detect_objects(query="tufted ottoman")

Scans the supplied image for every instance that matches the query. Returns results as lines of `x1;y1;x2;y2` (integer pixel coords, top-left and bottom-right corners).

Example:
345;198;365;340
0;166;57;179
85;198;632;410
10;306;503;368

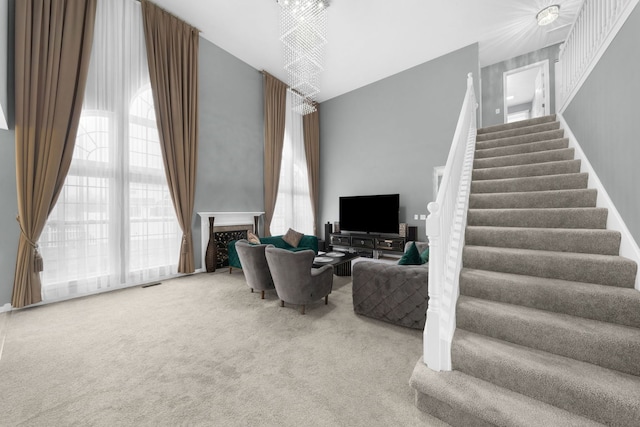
352;245;429;329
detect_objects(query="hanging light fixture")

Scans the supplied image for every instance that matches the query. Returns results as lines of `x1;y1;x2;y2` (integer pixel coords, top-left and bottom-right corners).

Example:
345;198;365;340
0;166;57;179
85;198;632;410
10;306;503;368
277;0;328;115
536;5;560;26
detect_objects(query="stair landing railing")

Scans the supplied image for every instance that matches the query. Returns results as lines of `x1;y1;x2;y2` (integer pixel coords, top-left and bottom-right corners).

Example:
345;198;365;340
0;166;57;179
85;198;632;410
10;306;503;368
558;0;639;112
424;73;477;372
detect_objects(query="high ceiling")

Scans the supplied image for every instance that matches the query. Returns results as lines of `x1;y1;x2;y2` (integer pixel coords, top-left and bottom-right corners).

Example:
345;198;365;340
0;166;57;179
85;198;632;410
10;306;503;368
150;0;584;102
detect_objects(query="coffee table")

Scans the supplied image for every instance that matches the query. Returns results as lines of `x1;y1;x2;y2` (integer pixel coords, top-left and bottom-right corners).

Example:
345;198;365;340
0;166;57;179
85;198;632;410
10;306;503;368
313;251;360;276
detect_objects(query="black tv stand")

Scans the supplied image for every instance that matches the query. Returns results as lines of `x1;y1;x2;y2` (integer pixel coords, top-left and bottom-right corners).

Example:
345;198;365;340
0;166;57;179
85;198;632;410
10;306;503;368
329;233;406;258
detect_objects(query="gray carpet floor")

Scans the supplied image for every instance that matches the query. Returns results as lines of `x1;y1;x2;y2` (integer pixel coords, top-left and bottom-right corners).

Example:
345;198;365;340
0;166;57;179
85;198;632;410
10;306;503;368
0;271;446;426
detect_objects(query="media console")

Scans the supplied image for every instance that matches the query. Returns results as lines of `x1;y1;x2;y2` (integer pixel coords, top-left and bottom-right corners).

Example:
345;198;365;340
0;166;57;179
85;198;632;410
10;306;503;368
329;233;406;259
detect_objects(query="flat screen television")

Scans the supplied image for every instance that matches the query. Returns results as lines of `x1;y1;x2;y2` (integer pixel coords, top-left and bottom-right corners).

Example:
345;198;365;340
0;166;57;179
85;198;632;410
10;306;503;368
339;194;400;234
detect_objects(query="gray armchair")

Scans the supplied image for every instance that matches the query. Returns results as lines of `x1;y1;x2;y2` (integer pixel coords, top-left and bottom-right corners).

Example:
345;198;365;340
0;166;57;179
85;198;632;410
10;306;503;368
235;240;275;299
265;246;334;314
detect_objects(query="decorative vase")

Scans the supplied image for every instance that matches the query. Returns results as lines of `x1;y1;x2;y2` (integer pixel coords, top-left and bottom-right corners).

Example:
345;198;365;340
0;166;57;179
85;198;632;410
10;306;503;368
205;216;217;272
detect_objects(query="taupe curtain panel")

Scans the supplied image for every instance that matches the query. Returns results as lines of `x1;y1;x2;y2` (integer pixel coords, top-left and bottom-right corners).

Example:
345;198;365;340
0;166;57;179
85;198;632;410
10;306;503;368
13;0;96;308
141;0;199;273
263;72;287;237
303;108;320;236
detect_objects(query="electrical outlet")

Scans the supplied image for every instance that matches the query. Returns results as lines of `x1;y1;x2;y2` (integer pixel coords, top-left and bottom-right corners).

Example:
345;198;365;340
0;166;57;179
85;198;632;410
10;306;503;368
413;214;419;220
495;108;500;114
419;214;427;220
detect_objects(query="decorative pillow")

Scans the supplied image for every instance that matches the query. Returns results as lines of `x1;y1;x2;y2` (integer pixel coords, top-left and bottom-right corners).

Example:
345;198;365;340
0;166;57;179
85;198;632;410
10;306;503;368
282;228;304;248
420;247;430;264
398;242;422;265
247;231;261;245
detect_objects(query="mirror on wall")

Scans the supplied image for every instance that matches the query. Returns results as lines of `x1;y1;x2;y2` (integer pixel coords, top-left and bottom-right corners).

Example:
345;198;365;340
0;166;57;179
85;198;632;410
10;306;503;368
503;59;550;124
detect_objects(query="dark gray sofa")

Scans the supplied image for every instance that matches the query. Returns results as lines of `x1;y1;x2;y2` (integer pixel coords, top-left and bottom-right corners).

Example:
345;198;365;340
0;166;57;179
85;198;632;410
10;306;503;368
352;242;429;329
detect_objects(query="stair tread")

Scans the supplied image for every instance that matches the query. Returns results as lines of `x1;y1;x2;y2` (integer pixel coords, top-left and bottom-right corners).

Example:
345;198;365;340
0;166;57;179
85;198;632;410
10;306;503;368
463;245;637;287
467;207;608;229
472;159;582;180
475;138;569;159
476;129;566;150
410;357;603;427
476;122;561;142
465;225;619;254
465;244;633;263
452;329;640;425
457;295;640;376
471;173;588;193
473;148;575;169
477;115;556;135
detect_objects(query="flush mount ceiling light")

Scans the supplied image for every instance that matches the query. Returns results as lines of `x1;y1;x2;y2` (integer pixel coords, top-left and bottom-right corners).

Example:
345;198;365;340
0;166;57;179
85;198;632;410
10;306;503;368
277;0;329;115
536;5;560;26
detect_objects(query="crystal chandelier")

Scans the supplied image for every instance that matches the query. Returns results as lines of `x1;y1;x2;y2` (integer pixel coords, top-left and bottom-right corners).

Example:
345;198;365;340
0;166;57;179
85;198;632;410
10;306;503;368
536;5;560;26
277;0;328;115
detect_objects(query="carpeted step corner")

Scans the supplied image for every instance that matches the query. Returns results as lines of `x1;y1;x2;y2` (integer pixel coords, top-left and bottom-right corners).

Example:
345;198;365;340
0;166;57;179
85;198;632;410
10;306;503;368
409;356;603;427
460;268;640;328
451;329;640;426
470;173;588;194
464;226;618;254
462;245;637;287
456;295;640;376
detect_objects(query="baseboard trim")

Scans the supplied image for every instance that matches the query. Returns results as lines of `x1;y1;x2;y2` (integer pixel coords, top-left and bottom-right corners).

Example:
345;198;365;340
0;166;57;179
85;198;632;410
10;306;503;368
559;113;640;290
0;303;12;313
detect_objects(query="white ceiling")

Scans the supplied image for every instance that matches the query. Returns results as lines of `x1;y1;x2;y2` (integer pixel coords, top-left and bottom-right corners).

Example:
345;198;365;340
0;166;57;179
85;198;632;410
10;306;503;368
150;0;584;102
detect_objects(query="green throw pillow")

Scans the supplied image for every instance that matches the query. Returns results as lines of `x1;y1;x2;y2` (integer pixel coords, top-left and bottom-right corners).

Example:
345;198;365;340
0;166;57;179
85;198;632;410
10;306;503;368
398;242;422;265
420;247;429;264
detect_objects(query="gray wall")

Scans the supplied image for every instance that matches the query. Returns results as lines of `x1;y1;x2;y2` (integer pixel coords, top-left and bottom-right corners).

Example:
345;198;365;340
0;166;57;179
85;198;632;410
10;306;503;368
563;3;640;244
0;35;263;306
192;40;264;268
481;44;560;128
319;44;480;240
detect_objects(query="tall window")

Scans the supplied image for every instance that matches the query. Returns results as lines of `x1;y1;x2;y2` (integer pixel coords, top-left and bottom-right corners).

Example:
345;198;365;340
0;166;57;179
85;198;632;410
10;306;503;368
271;90;314;236
39;0;180;300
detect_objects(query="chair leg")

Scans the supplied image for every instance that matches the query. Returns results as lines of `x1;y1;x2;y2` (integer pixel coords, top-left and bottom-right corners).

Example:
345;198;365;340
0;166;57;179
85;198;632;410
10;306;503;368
325;295;328;305
280;300;284;307
229;267;232;274
261;290;265;299
301;305;306;315
250;288;254;293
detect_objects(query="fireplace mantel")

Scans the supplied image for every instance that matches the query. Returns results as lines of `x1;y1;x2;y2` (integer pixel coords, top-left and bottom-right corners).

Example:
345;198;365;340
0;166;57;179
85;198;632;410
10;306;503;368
197;211;264;271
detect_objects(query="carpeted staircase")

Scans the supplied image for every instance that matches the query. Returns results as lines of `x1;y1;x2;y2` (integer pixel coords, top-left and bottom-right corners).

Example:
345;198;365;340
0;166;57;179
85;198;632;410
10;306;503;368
411;115;640;426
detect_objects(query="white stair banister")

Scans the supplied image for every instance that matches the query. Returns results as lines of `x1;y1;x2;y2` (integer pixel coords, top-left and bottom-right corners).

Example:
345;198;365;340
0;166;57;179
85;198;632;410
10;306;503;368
424;73;477;372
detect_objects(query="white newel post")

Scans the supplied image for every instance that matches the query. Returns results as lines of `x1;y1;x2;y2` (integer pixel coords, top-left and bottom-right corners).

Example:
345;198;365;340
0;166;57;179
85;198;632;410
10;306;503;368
197;212;264;271
424;201;444;370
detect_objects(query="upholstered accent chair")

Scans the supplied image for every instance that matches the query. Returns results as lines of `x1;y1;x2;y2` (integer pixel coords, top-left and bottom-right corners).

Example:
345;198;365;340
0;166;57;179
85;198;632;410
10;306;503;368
265;246;334;314
235;240;275;299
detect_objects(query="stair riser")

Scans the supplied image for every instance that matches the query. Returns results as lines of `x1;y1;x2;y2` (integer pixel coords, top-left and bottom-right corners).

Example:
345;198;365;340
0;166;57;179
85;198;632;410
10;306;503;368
464;226;618;254
452;331;640;426
415;392;493;427
463;247;637;287
457;297;640;376
475;138;569;159
471;173;588;194
477;122;561;142
460;269;640;328
467;208;608;229
472;160;582;181
476;129;565;150
477;115;557;135
474;148;575;169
